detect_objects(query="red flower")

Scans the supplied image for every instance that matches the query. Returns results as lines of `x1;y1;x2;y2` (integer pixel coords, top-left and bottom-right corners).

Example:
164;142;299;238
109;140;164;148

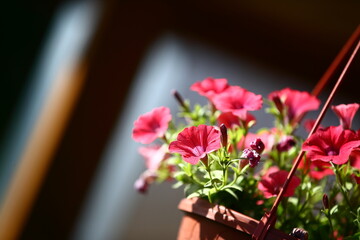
331;103;359;130
352;174;360;184
213;86;262;120
190;77;229;102
138;145;169;171
299;159;334;180
132;107;172;144
303;119;324;132
350;149;360;170
258;166;301;198
217;112;256;129
268;88;320;125
302;126;360;165
276;135;296;152
169;125;221;164
241;148;261;168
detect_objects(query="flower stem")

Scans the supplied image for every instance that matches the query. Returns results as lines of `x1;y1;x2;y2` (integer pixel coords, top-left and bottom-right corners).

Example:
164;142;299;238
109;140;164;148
331;162;352;209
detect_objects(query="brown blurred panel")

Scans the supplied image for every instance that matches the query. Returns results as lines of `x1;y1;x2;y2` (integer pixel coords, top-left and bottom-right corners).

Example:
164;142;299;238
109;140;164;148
0;60;88;240
20;1;169;239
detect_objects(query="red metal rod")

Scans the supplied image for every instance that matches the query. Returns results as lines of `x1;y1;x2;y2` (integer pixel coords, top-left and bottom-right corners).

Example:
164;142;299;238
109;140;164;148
253;37;360;240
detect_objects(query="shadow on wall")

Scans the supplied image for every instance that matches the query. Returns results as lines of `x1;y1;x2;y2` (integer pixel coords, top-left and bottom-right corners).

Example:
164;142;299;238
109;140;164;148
72;32;358;240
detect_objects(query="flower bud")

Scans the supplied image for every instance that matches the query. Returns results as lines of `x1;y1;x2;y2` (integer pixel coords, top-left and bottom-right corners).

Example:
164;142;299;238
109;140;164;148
241;148;261;168
134;171;157;194
201;155;209;166
134;177;149;194
322;193;329;209
172;89;188;110
272;94;284;113
220;124;228;148
290;228;308;240
250;138;265;154
276;136;296;152
239;158;249;170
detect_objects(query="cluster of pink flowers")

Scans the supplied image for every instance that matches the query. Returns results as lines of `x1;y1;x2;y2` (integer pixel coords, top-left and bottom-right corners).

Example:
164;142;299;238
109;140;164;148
131;77;360;238
132;77;359;196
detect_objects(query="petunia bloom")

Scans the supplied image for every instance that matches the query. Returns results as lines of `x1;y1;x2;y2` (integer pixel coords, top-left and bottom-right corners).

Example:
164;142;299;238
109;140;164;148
239;130;276;154
217;111;256;130
302;126;360;165
299;159;334;180
132;107;172;144
258;166;301;198
303;119;324;133
276;135;296;152
138;145;169;171
169;125;221;165
331;103;359;130
190;77;229;102
213;86;263;120
268;88;320;125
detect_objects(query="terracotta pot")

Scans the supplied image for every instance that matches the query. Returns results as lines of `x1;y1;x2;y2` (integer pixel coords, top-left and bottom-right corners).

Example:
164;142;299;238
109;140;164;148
177;197;303;240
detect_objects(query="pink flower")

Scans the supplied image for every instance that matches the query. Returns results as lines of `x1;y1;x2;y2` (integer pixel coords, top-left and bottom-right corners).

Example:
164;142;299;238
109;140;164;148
302;126;360;165
268;88;320;125
213;86;263;120
190;77;229;102
258;166;301;198
138;145;169;171
217;112;256;129
134;171;157;194
132;107;172;144
169;125;221;164
240;130;276;153
331;103;359;130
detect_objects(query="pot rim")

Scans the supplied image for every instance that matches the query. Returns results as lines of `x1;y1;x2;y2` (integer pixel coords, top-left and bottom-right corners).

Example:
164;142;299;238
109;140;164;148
178;197;299;240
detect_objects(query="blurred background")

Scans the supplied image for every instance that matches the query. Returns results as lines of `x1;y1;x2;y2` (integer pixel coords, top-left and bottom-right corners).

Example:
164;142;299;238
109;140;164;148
0;0;359;239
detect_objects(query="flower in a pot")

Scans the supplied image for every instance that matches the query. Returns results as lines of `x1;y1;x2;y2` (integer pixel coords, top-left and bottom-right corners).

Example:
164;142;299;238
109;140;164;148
132;77;360;240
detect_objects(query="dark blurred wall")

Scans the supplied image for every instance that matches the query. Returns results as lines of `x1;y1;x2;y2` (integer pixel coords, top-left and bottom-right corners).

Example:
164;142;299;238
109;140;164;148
0;1;62;145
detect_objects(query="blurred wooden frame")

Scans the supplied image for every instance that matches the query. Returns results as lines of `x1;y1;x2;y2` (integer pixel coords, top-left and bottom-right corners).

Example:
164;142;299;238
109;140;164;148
0;61;88;240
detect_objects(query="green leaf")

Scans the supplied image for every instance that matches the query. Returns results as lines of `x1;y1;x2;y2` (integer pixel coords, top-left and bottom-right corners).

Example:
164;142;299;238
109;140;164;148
184;184;201;197
186;187;210;199
172;181;183;189
330;205;339;215
343;232;360;240
345;182;353;191
230;166;240;175
204;170;223;181
183;163;192;176
224;188;239;200
287;197;298;206
204;181;213;188
222;184;243;192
